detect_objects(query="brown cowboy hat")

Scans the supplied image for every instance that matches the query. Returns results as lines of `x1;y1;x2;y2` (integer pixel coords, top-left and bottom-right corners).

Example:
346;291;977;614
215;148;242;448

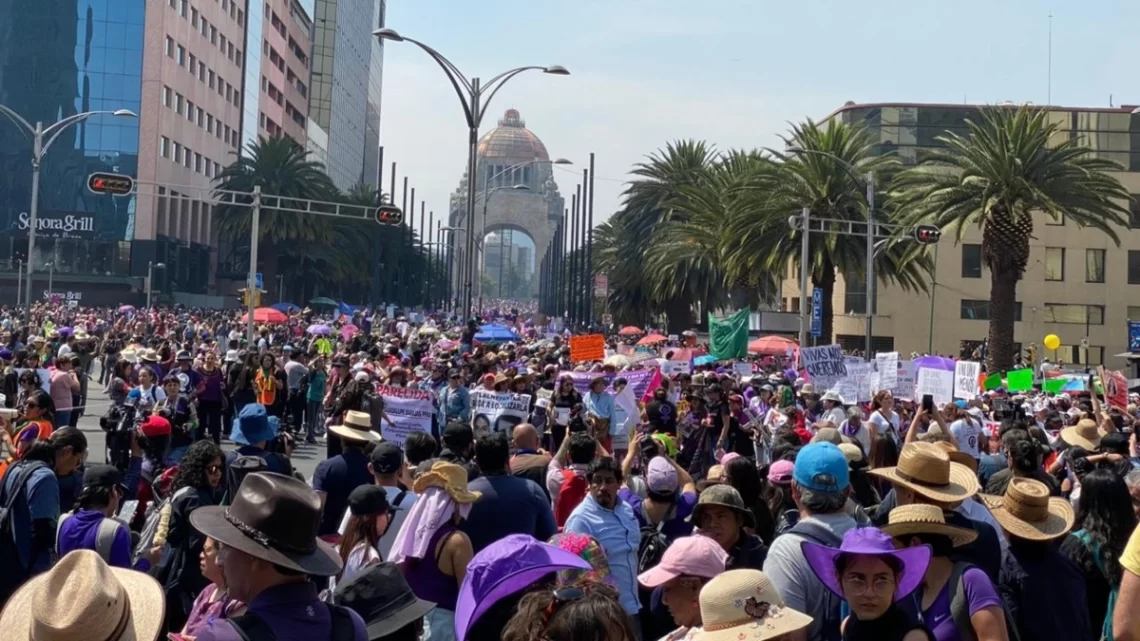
492;373;511;388
190;472;343;576
980;477;1074;542
868;442;979;504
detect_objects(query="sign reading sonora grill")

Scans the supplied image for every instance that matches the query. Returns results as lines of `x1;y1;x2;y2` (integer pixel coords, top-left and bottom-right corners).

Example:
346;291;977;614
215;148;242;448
13;211;96;239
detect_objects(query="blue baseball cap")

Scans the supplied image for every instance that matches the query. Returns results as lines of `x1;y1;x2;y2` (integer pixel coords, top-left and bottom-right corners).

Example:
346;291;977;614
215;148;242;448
793;442;850;492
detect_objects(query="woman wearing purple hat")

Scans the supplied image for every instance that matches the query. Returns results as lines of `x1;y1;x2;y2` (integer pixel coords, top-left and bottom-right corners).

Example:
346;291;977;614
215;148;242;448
803;527;934;641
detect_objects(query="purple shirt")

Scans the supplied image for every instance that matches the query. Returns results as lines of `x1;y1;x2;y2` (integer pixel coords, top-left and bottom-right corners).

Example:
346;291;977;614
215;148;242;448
182;583;244;636
923;567;1003;641
618;489;698;543
56;509;148;571
196;581;367;641
198;366;224;402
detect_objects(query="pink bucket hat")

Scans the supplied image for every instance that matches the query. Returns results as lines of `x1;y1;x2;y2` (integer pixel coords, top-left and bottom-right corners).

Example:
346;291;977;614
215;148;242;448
638;535;728;588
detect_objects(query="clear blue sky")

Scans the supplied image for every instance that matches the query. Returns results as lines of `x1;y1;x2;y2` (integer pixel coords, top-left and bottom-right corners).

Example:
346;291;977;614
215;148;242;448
379;0;1140;242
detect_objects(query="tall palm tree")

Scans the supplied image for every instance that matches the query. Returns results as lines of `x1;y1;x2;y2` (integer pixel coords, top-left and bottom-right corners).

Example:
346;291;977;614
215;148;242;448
892;106;1131;371
723;119;932;344
214;135;339;292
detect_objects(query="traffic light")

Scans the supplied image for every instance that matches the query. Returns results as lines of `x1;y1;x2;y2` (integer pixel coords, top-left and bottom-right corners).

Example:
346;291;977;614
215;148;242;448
239;288;249;306
87;172;134;195
913;224;942;245
375;204;404;226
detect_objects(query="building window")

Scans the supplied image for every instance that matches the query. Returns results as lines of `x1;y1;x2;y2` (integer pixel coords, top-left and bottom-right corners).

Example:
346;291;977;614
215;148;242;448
196;109;204;127
235;50;242;68
1128;306;1140;320
176;45;185;67
173;142;182;164
160;136;170;158
259;112;266;128
237;8;244;26
222;0;228;10
194;153;203;173
261;75;267;91
184;147;192;169
1046;213;1064;226
960;299;1022;322
1042;303;1104;325
227;42;234;61
1044;247;1064;281
843;272;877;316
198;65;206;82
179;0;187;17
186;100;194;120
200;17;208;37
189;55;196;75
220;35;227;54
1086;249;1105;283
1130;251;1140;284
1131;198;1140;229
191;7;198;26
162;86;172;107
165;36;174;57
210;26;217;45
208;70;215;89
175;93;183;113
961;243;982;278
1056;345;1104;366
206;114;214;133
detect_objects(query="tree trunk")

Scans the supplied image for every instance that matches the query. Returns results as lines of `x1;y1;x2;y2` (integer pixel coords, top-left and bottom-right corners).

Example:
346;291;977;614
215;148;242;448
986;266;1019;373
665;296;694;334
812;261;837;346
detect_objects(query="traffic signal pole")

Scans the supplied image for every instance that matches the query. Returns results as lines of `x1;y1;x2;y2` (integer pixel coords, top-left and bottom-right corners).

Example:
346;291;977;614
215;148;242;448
247;186;261;344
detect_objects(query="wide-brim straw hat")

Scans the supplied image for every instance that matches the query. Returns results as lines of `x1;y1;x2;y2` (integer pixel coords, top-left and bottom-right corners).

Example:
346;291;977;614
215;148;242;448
413;461;482;504
980;477;1074;542
868;442;979;504
881;503;979;548
329;409;382;442
1060;418;1104;451
934;441;979;473
0;549;164;641
692;569;813;641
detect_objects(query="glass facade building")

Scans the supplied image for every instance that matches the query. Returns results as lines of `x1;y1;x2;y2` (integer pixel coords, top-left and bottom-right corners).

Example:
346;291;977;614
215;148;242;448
240;0;265;153
0;0;143;289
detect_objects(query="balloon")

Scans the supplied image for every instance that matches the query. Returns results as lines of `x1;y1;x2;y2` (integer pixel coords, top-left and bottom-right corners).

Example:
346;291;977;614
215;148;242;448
1043;334;1061;350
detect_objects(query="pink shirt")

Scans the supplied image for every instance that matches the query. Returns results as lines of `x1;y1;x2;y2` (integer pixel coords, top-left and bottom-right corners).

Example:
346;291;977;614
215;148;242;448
49;369;78;412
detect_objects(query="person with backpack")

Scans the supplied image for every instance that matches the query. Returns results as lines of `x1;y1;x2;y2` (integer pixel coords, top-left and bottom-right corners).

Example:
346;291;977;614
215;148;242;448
224;404;292;499
56;463;161;570
763;441;859;641
882;504;1010;641
637;535;729;641
620;435;698;544
461;431;557;553
189;471;369;641
987;477;1091;641
548;432;601;529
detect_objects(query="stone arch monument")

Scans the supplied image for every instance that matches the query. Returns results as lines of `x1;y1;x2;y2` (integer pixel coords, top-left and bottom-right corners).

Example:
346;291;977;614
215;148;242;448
448;109;564;305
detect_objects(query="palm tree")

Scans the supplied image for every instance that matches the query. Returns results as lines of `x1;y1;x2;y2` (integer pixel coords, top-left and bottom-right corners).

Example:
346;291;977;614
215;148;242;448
892;106;1131;371
214;135;339;293
723;119;932;344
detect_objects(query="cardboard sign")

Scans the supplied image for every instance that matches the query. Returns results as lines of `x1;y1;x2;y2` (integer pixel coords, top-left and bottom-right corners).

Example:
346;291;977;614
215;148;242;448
375;385;435;447
470;390;532;438
875;352;899;390
1006;368;1034;392
892;360;916;400
983;373;1002;391
801;345;847;392
916;368;954;408
830;362;874;403
569;334;605;362
734;362;753;377
953;361;981;399
1100;366;1129;410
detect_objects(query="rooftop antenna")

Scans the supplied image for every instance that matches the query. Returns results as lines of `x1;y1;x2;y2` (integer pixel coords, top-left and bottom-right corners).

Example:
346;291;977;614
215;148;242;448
1047;11;1053;106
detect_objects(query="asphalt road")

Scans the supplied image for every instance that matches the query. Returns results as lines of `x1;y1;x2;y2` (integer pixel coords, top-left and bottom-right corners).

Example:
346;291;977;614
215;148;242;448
77;371;326;481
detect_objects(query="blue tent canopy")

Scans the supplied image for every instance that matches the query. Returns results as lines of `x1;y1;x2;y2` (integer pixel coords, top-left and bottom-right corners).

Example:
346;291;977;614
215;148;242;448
475;323;521;342
270;302;300;313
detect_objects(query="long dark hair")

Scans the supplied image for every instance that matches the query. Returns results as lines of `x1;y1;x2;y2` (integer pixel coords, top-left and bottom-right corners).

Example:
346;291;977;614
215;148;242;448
337;513;382;581
171;440;223;493
724;458;775;545
502;580;637;641
1074;468;1137;585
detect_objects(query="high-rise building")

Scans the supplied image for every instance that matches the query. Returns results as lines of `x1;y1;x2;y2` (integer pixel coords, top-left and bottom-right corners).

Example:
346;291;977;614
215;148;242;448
248;0;312;145
308;0;385;190
781;101;1140;367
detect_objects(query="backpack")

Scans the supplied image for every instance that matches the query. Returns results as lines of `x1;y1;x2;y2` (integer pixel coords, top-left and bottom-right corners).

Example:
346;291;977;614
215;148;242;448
910;561;1022;641
224;454;270;505
786;520;844;641
57;512;123;563
554;469;589;529
636;501;676;574
0;461;49;602
136;485;191;561
1073;530;1115;641
228;603;357;641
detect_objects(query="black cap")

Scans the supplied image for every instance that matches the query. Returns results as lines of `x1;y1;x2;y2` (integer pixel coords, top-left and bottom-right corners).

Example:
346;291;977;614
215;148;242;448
369;441;405;475
347;485;392;517
82;464;123;489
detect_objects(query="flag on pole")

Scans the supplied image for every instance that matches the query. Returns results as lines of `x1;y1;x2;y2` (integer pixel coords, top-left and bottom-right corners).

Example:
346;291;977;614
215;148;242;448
708;309;750;360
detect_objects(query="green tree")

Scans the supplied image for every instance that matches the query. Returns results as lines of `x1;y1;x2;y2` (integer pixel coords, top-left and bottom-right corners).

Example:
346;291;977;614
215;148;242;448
214;135;338;294
722;119;932;344
891;106;1130;371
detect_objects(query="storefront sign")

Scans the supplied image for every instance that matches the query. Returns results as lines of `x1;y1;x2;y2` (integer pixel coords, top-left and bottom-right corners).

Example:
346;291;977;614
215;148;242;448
15;210;96;239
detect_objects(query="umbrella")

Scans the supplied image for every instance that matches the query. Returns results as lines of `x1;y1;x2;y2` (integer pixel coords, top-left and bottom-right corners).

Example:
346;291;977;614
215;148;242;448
618;326;644;337
637;333;668;346
270;302;300;313
341;324;360;341
118;305;135;313
913;355;956;372
1060;378;1088;393
309;297;338;307
475;324;521;342
436;338;457;351
604;354;632;368
694;354;718;366
240;307;288;324
417;326;441;337
307;324;331;336
748;335;799;356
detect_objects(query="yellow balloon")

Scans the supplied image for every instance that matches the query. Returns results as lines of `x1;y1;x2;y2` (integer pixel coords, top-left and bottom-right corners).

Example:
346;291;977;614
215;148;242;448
1043;334;1061;350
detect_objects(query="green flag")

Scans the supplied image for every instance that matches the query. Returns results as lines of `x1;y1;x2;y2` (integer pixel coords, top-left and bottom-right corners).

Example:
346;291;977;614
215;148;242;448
982;373;1002;391
709;309;750;360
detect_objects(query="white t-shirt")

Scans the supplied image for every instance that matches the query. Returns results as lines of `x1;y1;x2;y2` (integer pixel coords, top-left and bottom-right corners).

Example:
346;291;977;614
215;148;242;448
841;421;872;454
867;409;900;442
950;418;984;459
824;407;846;427
57;344;72;358
337;485;418;560
328;541;381;593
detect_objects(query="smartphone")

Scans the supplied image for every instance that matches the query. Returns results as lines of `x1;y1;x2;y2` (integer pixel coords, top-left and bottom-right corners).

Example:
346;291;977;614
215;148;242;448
921;394;934;414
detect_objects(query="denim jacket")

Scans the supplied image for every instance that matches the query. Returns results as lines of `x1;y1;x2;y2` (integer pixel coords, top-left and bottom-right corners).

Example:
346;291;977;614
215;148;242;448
439;385;471;423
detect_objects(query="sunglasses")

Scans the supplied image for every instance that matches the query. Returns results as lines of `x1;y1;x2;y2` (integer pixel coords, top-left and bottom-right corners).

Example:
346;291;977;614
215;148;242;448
207;464;222;474
539;587;585;638
25;403;38;409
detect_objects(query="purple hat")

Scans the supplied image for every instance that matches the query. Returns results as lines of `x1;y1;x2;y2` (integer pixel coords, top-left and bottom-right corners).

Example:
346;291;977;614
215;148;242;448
455;534;592;641
802;527;931;602
646;456;679;493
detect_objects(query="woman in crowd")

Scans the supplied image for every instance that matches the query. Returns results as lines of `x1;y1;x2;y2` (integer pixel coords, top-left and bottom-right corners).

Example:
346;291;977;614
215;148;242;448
551;374;583;451
723;455;776;544
157;374;198;460
868;390;902;444
195;350;225;444
130;366;165;410
763;459;799;535
254;352;281;415
638;535;729;641
178;536;245;637
104;358;135;407
689;568;812;641
13;389;55;449
331;485;394;592
501;580;639;641
804;527;933;640
15;369;41;413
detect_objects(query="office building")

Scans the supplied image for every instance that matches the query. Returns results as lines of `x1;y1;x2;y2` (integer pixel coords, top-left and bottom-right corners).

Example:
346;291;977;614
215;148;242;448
308;0;385;190
781;101;1140;367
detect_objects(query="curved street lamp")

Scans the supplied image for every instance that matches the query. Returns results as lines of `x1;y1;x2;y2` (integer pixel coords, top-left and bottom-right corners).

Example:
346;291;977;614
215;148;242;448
374;27;568;317
0;106;137;312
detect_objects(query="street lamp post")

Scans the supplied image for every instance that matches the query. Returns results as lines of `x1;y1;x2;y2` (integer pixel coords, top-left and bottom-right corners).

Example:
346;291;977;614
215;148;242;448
146;261;166;309
0;106;137;313
374;27;568;317
45;262;54;302
14;259;22;308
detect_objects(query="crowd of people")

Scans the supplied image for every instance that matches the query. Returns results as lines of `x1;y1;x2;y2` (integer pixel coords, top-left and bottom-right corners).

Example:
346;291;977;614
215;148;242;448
1;302;1140;641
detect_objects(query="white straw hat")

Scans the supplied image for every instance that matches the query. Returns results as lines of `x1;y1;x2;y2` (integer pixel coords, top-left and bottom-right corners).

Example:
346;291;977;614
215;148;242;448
693;569;812;641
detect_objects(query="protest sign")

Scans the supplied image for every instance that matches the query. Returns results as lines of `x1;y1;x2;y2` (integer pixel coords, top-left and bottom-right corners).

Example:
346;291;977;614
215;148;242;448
375;385;435;447
983;373;1002;391
1042;378;1065;394
611;387;639;445
890;360;916;400
953;361;981;399
801;345;847;392
1099;366;1129;410
734;362;753;377
558;368;660;400
470;390;532;438
660;360;692;376
875;352;899;390
831;362;874;403
915;368;954;408
1006;369;1033;392
569;334;605;362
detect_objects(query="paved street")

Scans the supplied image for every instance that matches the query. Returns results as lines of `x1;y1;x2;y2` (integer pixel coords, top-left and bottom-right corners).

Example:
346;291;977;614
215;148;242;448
77;371;326;482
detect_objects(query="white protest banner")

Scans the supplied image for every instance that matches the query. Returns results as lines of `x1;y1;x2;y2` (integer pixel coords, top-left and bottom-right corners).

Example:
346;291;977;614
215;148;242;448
954;361;981;400
801;345;847;392
830;362;874;403
915;368;954;408
611;387;639;446
893;360;916;400
470;389;532;438
875;352;899;390
660;360;692;376
375;385;435;447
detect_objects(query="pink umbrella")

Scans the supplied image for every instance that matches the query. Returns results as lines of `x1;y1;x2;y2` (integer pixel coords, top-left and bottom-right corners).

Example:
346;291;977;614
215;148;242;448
341;323;360;341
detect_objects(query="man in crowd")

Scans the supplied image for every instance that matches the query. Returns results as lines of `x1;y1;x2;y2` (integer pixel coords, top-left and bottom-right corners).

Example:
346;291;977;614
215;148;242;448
462;432;557;553
313;410;381;537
